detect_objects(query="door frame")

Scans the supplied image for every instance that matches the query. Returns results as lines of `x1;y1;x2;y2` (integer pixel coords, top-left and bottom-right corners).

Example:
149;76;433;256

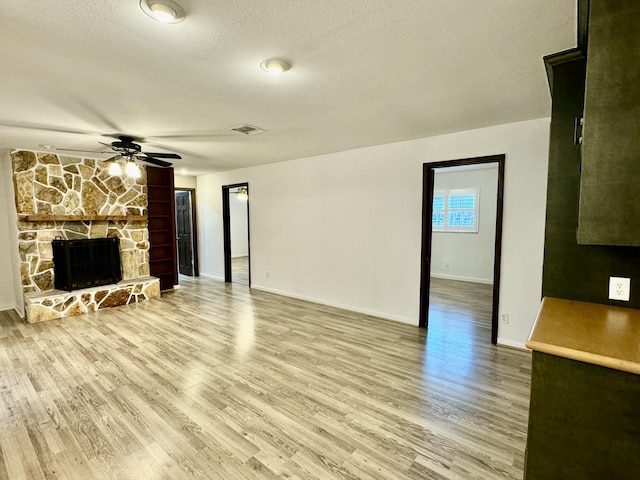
174;188;200;277
222;182;250;286
419;154;505;344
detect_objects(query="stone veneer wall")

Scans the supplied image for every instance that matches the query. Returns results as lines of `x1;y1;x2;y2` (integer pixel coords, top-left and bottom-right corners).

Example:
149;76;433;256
11;150;150;295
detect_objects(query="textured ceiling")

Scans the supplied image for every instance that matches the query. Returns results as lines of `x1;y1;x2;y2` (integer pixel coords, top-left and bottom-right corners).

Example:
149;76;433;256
0;0;576;175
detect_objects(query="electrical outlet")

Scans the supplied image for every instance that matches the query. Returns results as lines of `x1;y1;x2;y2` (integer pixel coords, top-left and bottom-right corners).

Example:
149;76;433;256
445;261;450;268
265;271;270;279
609;277;630;301
500;313;509;324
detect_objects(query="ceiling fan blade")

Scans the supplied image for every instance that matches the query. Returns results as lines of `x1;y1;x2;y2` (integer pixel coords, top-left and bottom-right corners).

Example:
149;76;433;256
136;156;173;168
0;121;100;137
141;152;182;159
54;147;110;154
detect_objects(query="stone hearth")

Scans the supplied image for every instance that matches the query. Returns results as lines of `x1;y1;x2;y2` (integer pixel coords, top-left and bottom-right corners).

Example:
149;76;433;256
25;276;160;323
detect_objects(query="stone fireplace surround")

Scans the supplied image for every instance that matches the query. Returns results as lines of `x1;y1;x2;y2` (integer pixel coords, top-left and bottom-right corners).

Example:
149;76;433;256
11;150;160;323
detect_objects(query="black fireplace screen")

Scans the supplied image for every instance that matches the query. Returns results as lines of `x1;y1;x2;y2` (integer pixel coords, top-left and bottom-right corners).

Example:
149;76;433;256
52;237;122;291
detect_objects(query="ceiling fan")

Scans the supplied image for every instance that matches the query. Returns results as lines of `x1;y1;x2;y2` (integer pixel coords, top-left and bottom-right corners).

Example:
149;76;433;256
57;135;181;168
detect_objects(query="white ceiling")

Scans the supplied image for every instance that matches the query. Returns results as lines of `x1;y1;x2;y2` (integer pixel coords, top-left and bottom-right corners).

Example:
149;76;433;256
0;0;576;175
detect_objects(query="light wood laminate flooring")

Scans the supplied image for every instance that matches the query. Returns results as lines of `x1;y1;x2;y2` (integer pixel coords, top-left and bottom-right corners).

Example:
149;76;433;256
429;277;494;339
0;277;531;479
232;256;250;286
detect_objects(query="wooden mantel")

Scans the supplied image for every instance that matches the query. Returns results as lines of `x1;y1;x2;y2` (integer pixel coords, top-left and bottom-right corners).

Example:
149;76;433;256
20;214;147;222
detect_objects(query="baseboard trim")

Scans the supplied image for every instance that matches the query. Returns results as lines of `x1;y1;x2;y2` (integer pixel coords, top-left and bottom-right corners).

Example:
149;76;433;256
0;306;24;319
200;273;225;281
430;273;493;285
497;338;528;351
250;285;416;326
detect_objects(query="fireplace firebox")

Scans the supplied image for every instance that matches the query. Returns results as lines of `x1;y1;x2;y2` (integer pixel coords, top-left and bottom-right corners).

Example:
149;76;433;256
52;237;122;291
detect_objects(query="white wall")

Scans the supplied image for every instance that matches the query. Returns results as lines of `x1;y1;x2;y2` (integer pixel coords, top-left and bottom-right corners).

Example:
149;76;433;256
197;118;550;347
229;191;249;258
0;149;24;315
174;173;197;190
431;165;498;283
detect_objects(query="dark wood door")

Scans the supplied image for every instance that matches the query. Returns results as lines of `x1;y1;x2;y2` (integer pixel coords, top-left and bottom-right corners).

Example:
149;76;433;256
147;166;178;291
175;190;194;276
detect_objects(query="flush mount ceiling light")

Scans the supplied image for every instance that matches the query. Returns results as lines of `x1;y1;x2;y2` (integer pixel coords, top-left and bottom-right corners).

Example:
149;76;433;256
236;187;249;201
260;58;291;76
151;4;176;22
140;0;186;24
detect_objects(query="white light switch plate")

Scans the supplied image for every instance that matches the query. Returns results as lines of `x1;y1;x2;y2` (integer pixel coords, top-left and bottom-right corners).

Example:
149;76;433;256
609;277;631;301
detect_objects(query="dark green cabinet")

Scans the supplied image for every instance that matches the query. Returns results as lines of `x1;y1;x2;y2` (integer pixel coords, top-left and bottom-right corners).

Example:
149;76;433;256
577;0;640;246
525;352;640;479
541;53;640;308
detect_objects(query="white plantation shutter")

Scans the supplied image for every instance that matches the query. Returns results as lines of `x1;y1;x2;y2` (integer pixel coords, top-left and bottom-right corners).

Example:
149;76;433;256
432;191;446;231
432;188;479;233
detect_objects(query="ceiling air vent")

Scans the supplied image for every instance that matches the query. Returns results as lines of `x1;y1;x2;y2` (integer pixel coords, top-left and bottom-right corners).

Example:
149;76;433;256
230;124;266;135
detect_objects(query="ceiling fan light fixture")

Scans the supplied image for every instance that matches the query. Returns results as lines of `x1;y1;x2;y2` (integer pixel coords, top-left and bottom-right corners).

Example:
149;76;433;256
108;160;123;176
125;160;142;179
260;58;291;76
140;0;185;24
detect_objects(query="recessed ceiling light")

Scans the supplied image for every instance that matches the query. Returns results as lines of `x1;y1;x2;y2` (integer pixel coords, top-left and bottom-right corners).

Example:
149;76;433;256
260;58;291;76
139;0;185;24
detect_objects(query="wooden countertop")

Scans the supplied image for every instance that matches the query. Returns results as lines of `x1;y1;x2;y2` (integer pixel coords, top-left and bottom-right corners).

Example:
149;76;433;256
526;297;640;375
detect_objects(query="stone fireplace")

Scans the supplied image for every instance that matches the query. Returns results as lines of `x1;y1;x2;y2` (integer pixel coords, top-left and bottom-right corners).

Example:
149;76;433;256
11;150;160;323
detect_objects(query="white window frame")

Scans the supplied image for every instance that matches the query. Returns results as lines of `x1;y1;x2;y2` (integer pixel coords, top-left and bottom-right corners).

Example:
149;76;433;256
432;187;479;233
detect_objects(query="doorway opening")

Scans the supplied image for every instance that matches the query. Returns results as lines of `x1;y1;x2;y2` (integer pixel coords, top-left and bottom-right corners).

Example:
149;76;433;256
419;154;505;344
175;189;199;277
222;183;250;286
